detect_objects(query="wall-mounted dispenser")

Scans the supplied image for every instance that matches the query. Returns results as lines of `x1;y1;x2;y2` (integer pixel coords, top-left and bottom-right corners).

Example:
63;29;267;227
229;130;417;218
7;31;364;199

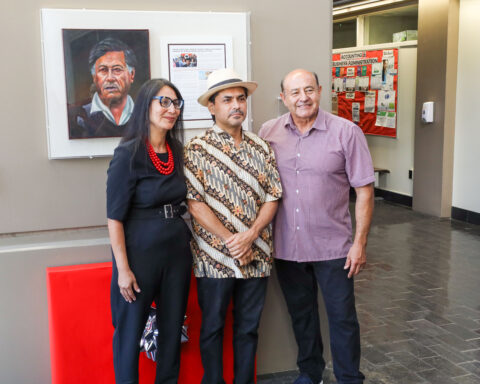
422;101;434;123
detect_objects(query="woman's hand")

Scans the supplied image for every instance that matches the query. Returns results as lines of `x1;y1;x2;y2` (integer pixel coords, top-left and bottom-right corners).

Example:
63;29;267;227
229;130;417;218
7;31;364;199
108;219;141;303
118;268;141;303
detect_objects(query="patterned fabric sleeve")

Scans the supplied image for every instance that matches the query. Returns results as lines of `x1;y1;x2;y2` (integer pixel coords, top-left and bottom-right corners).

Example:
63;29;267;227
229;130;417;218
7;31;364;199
184;140;206;202
264;142;283;202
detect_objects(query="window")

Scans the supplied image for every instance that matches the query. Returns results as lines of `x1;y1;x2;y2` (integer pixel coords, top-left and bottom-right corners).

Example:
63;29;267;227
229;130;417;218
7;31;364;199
333;19;357;49
365;5;418;45
333;4;418;47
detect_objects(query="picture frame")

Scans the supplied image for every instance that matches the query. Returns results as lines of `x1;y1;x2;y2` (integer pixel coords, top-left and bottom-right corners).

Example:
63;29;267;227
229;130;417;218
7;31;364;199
63;29;150;140
41;9;250;158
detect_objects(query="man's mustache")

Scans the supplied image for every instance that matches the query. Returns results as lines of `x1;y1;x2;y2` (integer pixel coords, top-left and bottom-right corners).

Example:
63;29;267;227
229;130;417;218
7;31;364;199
229;109;244;117
103;82;119;90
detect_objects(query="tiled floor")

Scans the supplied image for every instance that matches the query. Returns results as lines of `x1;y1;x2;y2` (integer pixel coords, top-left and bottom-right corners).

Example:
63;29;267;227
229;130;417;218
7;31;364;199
258;200;480;384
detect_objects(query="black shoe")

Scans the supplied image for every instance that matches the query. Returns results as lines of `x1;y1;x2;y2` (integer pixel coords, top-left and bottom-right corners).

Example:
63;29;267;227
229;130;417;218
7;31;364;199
293;374;323;384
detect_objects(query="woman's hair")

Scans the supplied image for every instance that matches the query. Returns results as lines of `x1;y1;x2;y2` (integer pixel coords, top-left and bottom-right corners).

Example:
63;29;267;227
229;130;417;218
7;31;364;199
122;78;185;176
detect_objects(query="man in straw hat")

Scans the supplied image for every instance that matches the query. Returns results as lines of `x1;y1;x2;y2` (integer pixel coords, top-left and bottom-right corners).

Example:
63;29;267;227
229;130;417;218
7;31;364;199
184;68;283;384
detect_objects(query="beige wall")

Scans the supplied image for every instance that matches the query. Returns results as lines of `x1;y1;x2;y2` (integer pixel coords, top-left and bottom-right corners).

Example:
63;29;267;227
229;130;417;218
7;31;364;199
413;0;459;216
0;0;332;235
0;235;111;384
452;0;480;213
0;1;333;382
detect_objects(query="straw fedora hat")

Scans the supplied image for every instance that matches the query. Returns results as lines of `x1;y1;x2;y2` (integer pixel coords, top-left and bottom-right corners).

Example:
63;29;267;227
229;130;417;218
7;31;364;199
197;68;258;106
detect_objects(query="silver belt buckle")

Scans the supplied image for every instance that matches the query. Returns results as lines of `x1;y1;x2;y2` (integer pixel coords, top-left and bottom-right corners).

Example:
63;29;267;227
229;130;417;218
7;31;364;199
164;204;173;218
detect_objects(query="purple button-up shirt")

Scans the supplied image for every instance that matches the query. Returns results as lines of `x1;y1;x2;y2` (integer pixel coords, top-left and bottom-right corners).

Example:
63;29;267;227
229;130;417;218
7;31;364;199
259;109;375;262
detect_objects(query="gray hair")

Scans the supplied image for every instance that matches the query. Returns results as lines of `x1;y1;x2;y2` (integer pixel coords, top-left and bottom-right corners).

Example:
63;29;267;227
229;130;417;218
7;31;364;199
89;37;137;75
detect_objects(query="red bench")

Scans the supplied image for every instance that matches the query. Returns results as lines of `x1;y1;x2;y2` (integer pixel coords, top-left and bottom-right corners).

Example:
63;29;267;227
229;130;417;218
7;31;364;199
47;262;235;384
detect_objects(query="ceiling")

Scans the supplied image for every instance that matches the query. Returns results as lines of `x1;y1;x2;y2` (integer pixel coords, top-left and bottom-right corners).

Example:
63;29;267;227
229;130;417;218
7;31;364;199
373;4;418;17
333;0;418;20
333;0;367;5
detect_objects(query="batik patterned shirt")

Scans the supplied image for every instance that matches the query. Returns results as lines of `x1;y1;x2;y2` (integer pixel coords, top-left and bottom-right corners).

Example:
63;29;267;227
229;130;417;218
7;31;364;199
184;125;282;279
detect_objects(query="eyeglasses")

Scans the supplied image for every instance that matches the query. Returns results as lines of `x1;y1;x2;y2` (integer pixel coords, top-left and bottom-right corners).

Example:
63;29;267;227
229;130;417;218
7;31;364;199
152;96;184;110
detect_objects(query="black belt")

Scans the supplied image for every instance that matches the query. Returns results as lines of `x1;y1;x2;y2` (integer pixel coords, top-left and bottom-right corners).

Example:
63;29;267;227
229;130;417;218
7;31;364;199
128;205;187;220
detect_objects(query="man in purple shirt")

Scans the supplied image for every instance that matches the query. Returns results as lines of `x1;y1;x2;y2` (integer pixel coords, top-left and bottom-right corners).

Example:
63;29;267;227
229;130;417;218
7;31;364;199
259;69;375;384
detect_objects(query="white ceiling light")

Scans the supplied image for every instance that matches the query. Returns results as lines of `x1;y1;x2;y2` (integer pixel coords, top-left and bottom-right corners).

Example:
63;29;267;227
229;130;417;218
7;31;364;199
333;0;411;16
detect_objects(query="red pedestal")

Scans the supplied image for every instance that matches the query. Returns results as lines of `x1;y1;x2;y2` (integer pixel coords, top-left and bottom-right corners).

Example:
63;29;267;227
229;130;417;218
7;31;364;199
47;262;235;384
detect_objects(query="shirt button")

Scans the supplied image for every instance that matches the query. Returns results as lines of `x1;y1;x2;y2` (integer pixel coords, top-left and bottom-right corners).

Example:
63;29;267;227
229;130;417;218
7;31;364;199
297;153;301;157
296;189;299;194
296;170;300;174
296;208;299;212
296;226;300;230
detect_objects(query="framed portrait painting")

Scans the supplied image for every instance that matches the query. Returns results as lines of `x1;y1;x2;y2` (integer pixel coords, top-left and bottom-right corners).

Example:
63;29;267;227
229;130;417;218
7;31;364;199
63;29;150;140
41;9;152;159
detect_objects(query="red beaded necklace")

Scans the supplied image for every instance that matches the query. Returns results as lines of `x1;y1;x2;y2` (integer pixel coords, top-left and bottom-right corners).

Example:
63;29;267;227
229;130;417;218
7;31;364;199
146;140;175;175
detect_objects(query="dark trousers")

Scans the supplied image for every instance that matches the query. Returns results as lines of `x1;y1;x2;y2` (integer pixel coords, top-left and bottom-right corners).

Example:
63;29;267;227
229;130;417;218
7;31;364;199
197;277;268;384
111;253;191;384
275;258;364;384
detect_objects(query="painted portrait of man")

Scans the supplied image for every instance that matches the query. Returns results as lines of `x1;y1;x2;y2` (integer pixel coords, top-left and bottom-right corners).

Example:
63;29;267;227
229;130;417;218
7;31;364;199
63;30;150;139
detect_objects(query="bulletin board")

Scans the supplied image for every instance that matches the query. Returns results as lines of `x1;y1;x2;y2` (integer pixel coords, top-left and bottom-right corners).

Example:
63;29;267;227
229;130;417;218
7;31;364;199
40;9;249;159
332;49;398;137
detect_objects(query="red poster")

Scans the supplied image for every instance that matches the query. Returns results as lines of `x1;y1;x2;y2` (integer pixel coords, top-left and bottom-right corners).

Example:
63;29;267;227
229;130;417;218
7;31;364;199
332;49;398;137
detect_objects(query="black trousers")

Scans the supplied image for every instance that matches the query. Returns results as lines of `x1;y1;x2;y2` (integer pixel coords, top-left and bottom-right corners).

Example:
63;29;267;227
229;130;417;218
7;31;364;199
111;250;191;384
275;258;364;384
196;277;268;384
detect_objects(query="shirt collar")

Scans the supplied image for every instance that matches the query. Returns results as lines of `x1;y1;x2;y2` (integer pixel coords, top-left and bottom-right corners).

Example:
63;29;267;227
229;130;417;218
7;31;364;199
210;124;246;152
211;124;245;141
284;108;327;133
90;92;134;126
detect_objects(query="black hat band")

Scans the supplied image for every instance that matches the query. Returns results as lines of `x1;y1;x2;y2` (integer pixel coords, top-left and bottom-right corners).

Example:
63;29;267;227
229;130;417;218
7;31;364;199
208;78;243;90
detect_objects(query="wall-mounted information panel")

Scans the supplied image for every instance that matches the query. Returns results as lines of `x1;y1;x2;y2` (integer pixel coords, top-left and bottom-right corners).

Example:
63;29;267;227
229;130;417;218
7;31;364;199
332;49;398;137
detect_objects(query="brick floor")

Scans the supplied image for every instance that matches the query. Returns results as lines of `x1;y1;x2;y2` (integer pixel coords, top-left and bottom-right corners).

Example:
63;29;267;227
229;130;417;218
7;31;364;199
258;200;480;384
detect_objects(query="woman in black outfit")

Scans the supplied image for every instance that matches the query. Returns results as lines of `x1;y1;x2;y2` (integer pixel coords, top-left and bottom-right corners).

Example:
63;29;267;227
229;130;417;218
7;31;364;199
107;79;192;384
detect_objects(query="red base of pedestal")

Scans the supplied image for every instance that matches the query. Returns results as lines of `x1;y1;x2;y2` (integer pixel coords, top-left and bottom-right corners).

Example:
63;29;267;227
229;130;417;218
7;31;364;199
47;262;235;384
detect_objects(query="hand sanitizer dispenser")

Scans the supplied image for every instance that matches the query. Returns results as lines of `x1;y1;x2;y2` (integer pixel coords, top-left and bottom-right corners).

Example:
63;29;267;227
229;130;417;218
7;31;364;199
422;101;434;123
